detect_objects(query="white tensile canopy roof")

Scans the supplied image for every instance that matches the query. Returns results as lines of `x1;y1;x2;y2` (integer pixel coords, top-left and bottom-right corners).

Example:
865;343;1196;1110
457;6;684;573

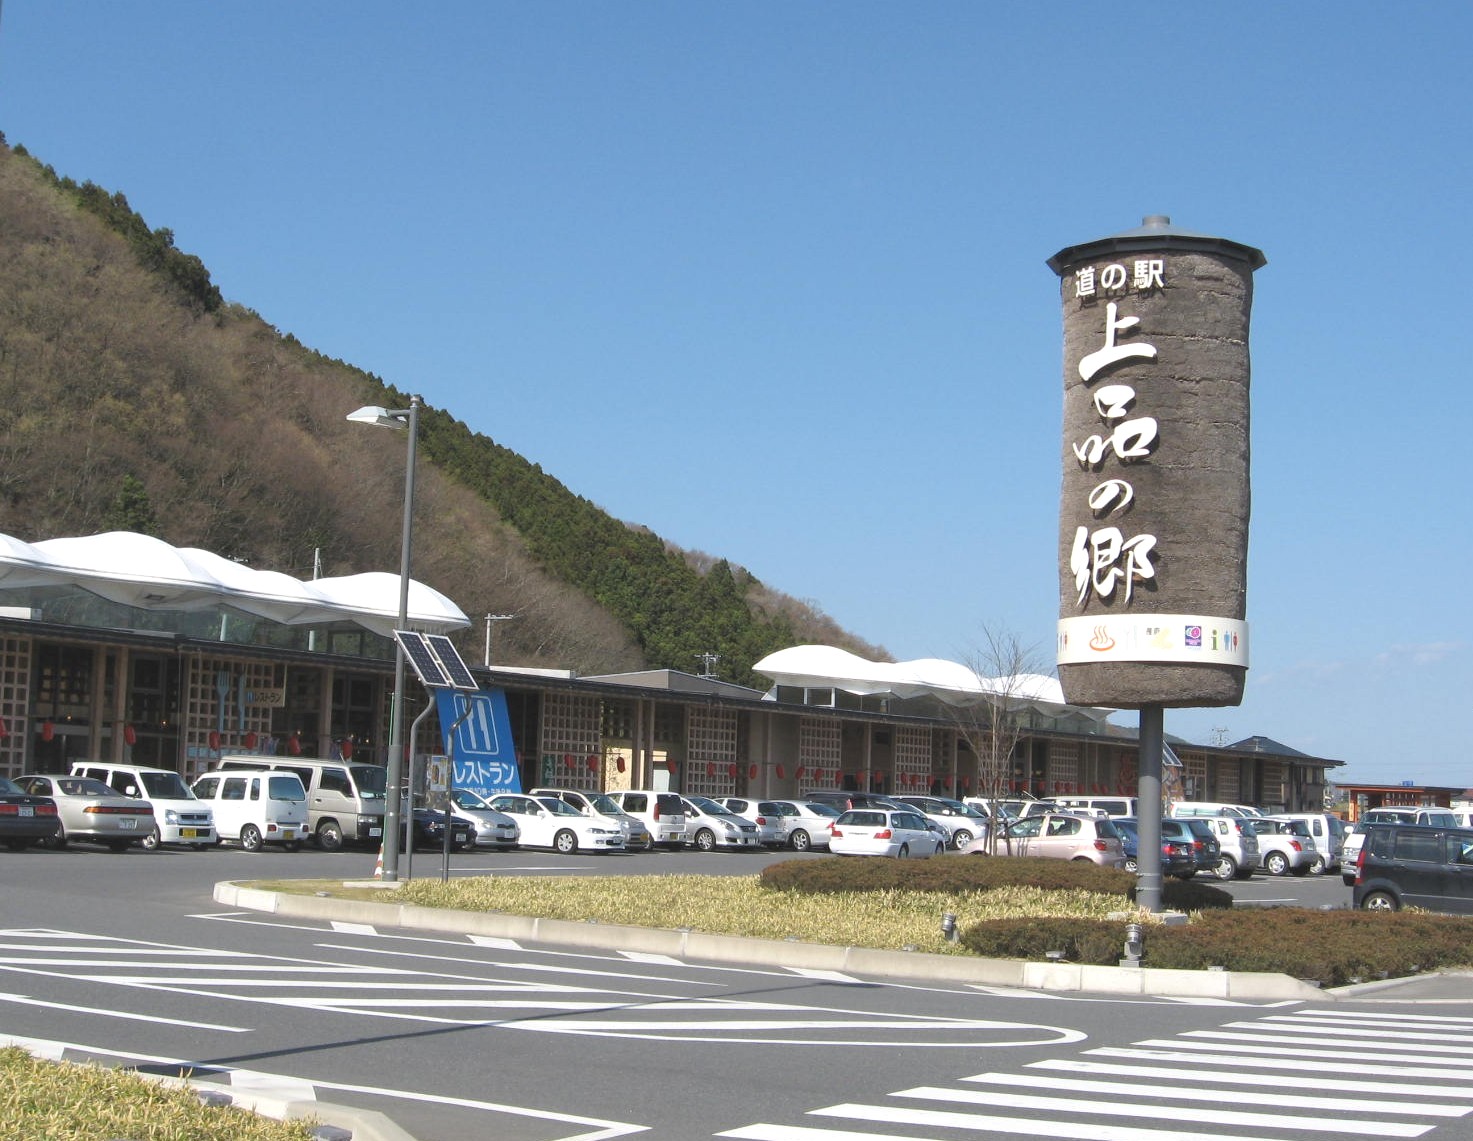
752;644;1110;721
0;531;469;637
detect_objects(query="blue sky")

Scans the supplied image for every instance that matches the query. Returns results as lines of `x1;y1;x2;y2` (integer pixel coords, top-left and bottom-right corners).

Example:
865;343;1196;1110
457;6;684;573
3;3;1468;786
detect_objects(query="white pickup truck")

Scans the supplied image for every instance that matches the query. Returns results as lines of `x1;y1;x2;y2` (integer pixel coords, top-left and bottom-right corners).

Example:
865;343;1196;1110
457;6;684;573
1341;807;1459;885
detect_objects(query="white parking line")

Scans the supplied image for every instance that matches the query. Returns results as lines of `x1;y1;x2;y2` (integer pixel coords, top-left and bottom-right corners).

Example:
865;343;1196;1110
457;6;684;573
0;990;248;1032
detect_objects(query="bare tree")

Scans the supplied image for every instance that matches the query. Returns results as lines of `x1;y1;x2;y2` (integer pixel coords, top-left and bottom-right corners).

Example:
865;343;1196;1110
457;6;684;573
944;627;1050;854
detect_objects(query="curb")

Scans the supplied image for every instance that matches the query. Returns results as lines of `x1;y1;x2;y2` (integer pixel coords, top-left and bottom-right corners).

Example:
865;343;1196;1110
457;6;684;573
215;880;1329;1002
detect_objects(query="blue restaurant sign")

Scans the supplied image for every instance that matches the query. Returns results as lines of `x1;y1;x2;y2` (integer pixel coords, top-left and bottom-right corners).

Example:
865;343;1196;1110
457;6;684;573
434;687;523;795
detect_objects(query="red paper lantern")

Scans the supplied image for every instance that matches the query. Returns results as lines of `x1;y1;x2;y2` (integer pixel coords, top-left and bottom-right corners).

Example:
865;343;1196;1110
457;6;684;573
775;764;786;780
244;731;257;750
617;755;627;773
748;764;758;781
587;755;598;771
728;763;738;779
706;762;715;778
208;729;220;750
287;733;302;755
0;717;8;740
41;720;54;742
795;766;806;780
667;761;679;778
341;738;354;760
123;724;137;746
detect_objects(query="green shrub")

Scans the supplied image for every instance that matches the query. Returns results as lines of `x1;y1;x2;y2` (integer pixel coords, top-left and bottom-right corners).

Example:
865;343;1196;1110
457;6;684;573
960;906;1473;986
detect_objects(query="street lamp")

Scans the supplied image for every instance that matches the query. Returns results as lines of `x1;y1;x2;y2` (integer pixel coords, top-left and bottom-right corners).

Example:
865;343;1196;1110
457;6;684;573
346;394;421;882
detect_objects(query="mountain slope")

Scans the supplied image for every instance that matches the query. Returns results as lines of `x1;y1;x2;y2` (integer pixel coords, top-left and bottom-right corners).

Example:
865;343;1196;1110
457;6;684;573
0;140;884;685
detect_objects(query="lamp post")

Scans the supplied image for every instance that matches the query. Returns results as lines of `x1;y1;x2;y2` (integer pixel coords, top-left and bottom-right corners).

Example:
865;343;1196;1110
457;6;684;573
346;394;421;882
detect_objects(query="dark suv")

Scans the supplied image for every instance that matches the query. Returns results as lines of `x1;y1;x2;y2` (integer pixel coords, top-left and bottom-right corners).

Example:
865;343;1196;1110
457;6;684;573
1353;823;1473;914
1160;817;1221;878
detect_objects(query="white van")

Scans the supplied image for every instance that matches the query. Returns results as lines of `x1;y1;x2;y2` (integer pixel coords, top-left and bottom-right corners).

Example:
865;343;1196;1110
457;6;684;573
216;755;387;850
1170;801;1261;819
1270;812;1348;872
605;790;687;848
69;761;216;850
1054;795;1140;818
192;769;308;851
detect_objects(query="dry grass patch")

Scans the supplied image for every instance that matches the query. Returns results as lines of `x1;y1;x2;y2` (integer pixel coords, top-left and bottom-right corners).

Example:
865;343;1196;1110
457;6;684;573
0;1046;316;1141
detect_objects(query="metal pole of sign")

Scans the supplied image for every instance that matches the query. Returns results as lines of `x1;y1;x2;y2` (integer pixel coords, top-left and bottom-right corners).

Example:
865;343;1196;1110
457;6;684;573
402;698;437;882
1137;703;1165;913
441;698;476;882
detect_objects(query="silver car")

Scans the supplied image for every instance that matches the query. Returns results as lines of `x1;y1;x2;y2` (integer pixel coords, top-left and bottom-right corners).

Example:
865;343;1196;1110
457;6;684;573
680;795;761;851
448;788;521;850
715;797;791;847
17;774;155;851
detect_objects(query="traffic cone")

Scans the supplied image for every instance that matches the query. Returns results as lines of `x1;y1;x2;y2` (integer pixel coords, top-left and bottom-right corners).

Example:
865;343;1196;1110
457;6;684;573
372;844;384;879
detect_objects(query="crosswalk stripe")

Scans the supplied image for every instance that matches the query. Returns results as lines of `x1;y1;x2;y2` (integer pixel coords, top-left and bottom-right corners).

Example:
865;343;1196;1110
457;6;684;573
1029;1059;1473;1100
809;1101;1346;1141
1177;1029;1473;1057
959;1071;1471;1116
1088;1045;1473;1080
885;1085;1430;1135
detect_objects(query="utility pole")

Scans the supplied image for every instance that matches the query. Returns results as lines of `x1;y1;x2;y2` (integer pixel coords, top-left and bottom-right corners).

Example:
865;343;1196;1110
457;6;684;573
695;652;720;680
484;613;515;667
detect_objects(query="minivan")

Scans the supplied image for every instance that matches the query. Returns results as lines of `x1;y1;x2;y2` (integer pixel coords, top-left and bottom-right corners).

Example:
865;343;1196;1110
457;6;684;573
216;755;387;850
605;790;687;848
69;761;216;850
1353;823;1473;914
192;770;308;851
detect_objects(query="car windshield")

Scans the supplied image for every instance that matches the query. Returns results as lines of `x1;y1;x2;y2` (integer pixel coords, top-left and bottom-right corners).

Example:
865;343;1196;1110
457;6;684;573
803;802;841;817
587;793;625;815
687;796;734;815
1095;819;1121;838
452;788;489;809
0;776;21;795
1113;819;1139;838
139;771;194;799
347;765;387;799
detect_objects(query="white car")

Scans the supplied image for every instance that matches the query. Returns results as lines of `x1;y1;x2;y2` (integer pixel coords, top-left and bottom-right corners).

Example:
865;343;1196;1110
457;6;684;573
448;788;520;850
829;808;945;858
680;796;762;851
485;793;625;854
892;795;990;850
777;800;840;851
715;797;792;847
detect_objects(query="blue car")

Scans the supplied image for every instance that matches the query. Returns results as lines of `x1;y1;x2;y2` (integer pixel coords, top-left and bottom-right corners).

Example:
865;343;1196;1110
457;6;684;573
1113;817;1197;879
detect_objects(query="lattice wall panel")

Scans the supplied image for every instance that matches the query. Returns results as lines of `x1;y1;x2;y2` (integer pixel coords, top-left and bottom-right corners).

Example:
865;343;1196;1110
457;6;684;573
540;692;603;784
684;708;738;797
891;725;931;792
183;657;279;777
0;635;31;780
1050;741;1080;794
799;718;842;789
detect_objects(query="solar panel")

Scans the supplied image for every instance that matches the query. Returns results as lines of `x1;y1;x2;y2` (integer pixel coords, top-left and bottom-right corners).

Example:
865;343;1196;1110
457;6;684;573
394;630;452;689
426;633;479;691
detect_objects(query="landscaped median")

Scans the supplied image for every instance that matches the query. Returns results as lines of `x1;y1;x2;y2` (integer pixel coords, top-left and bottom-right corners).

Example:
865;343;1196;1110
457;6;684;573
225;856;1473;995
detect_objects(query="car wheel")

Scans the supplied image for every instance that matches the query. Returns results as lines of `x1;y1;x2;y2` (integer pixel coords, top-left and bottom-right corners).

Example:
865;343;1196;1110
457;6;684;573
1123;856;1139;873
951;829;972;850
694;828;716;852
933;841;946;856
1309;856;1326;875
140;825;162;852
240;824;264;852
43;823;68;850
789;829;811;852
1264;851;1288;876
897;843;910;858
1360;890;1400;911
554;829;578;854
1214;855;1237;881
316;821;344;852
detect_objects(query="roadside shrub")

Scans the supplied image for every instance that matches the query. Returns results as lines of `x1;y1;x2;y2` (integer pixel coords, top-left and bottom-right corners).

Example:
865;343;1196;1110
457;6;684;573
960;907;1473;986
